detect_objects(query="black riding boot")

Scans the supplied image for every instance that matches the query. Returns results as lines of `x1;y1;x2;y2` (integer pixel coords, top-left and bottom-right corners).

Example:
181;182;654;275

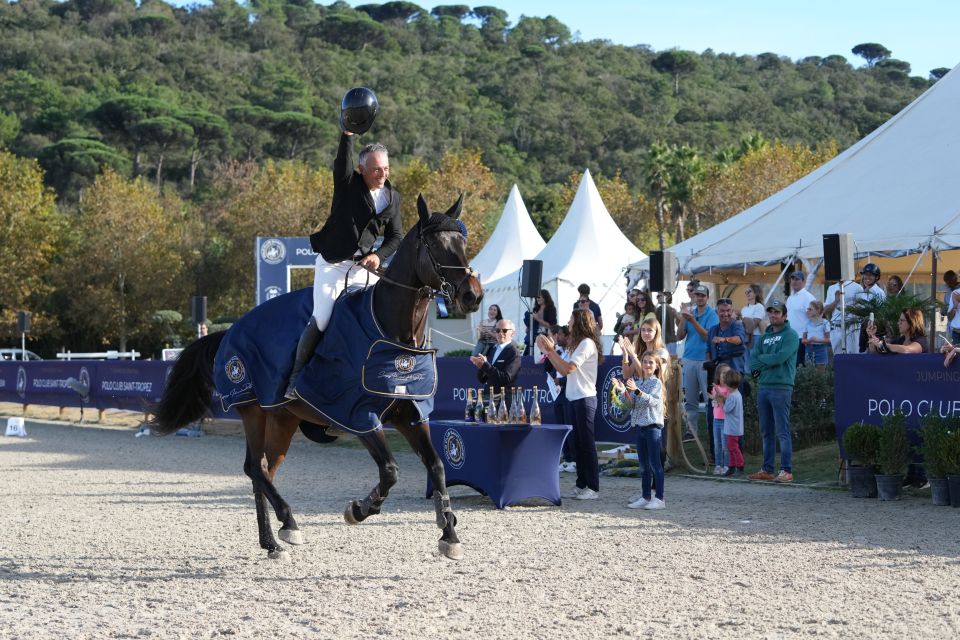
285;318;322;400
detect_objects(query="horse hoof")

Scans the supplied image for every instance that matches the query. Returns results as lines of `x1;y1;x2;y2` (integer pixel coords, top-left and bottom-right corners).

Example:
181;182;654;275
267;549;291;561
438;541;464;561
279;528;304;545
344;502;360;525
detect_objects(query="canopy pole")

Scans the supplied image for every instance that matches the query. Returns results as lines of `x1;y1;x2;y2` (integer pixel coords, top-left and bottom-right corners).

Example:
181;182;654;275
763;254;796;306
931;244;938;349
900;245;928;292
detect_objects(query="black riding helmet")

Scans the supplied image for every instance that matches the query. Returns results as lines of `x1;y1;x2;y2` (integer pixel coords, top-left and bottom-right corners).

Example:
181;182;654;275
860;262;881;278
340;87;379;134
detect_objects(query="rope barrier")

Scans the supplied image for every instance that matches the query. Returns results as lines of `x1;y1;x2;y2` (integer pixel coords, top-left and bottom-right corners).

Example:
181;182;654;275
428;328;475;347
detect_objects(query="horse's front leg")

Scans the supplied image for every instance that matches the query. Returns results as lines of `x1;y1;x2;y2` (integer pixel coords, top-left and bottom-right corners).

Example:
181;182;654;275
344;429;399;525
396;420;463;561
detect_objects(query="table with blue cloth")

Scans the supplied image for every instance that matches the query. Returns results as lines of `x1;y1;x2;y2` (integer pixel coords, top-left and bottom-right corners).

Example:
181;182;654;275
426;421;572;509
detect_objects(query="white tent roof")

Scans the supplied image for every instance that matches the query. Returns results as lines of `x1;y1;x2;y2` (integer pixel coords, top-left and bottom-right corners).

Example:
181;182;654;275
478;170;646;338
627;62;960;283
470;184;545;285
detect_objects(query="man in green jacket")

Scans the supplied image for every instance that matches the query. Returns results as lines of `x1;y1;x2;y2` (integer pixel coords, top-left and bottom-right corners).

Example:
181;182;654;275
748;299;799;483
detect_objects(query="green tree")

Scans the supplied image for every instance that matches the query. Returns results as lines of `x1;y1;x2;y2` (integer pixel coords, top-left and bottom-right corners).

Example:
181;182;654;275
652;50;698;97
851;43;892;67
930;67;951;80
91;96;176;176
178;111;230;191
38;138;131;196
59;170;186;351
132;116;194;191
664;145;705;242
0;150;63;338
642;142;671;250
431;5;470;19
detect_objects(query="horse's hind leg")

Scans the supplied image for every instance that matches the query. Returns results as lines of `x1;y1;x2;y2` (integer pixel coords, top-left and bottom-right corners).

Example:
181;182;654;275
396;420;463;561
243;441;285;560
241;407;300;560
344;429;399;525
261;413;303;545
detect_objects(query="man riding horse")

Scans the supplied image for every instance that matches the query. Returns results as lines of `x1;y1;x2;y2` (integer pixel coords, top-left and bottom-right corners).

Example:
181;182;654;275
285;87;403;399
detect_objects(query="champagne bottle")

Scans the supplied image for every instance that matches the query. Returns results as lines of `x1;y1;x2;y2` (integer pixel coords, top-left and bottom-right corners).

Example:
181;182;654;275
475;388;486;423
509;387;519;422
529;385;542;426
464;388;475;423
497;386;508;423
488;386;497;424
518;386;527;423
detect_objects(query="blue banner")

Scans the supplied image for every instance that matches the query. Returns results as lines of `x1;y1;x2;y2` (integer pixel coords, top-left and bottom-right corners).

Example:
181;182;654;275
1;356;632;442
833;353;960;450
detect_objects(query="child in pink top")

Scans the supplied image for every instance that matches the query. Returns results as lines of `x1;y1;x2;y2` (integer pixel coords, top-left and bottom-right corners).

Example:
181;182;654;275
708;363;731;474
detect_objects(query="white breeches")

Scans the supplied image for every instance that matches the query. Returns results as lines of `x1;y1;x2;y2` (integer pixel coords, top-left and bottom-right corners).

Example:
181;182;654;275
312;255;379;330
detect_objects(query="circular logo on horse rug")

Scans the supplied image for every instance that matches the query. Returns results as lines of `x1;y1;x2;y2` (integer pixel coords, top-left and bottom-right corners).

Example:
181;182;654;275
260;239;286;265
600;366;632;433
443;428;466;469
225;356;246;384
394;354;416;374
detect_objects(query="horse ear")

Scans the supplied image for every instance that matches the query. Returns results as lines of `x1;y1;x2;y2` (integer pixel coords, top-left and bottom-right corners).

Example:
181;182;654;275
445;193;464;219
417;193;430;224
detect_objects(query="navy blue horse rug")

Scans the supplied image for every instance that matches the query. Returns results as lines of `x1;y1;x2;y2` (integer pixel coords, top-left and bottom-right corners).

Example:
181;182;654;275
214;287;436;435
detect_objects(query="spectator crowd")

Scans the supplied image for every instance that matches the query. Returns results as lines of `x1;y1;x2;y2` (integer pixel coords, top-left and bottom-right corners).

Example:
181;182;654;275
473;262;941;510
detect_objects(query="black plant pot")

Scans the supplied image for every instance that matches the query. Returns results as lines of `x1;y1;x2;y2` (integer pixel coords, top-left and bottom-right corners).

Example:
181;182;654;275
847;465;877;498
930;477;951;506
875;474;904;501
948;475;960;508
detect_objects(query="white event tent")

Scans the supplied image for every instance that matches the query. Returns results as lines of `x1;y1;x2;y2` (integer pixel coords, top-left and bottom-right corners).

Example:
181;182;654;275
478;170;646;344
471;184;545;285
626;62;960;287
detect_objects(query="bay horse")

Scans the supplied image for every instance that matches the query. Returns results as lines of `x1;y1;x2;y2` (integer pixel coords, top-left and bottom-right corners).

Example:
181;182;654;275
149;194;483;561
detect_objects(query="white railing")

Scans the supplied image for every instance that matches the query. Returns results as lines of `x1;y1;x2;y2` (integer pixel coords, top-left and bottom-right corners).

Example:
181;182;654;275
56;350;141;361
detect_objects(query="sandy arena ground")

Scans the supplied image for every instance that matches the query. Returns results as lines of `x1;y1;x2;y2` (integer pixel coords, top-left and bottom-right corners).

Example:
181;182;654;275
1;416;957;639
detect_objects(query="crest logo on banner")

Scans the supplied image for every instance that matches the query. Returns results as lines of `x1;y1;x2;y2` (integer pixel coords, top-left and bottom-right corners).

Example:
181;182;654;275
600;366;632;433
79;367;91;404
260;239;286;265
225;356;246;384
394;354;416;374
16;366;27;399
265;286;283;300
443;428;466;469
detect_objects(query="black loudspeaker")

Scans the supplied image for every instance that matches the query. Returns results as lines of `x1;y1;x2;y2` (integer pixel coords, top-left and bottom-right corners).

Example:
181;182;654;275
649;250;677;293
191;296;208;325
520;260;543;298
823;233;855;281
16;311;30;334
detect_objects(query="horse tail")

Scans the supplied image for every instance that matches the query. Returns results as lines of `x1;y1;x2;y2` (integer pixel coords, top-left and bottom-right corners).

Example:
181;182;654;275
148;331;226;435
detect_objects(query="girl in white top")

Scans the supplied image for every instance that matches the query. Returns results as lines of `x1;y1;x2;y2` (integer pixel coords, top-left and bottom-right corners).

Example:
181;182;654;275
740;283;766;348
537;309;603;500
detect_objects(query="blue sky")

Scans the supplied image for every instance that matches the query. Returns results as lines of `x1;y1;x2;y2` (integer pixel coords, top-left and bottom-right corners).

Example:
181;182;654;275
339;0;959;77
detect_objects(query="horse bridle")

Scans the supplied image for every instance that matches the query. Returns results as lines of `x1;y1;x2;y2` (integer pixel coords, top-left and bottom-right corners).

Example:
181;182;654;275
372;221;476;301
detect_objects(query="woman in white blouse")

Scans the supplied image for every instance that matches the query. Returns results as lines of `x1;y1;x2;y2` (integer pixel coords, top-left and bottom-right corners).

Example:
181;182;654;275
537;309;603;500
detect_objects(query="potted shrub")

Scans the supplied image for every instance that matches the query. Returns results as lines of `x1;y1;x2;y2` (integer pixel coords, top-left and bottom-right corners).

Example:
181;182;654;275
842;422;881;498
875;413;910;501
919;415;952;506
944;426;960;508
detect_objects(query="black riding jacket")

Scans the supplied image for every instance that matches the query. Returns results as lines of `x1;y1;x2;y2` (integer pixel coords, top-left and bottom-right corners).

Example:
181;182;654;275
309;133;403;263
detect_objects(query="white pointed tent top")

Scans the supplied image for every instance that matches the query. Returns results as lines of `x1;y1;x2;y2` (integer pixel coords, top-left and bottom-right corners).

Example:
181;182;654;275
534;169;645;281
470;184;545;285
